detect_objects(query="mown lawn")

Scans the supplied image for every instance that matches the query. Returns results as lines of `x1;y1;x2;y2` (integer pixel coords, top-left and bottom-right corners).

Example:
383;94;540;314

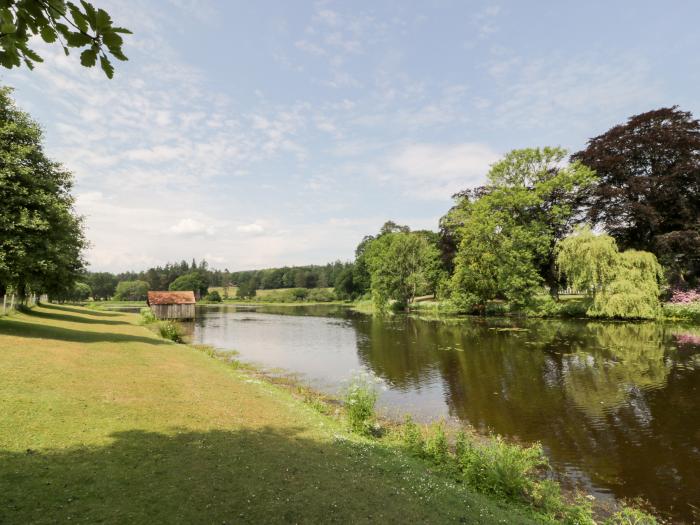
0;304;538;524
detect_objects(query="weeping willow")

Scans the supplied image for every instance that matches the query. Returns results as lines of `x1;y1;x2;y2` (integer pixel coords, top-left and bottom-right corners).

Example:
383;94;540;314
557;227;664;319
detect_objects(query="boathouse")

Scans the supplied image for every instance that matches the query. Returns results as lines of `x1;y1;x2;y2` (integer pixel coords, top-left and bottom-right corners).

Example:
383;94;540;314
147;291;196;320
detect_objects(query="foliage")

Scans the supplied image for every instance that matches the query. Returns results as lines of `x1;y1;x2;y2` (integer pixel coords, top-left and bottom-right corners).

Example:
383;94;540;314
235;277;257;299
458;435;548;500
588;250;664;320
138;307;156;325
50;281;91;302
85;271;117;300
441;148;596;304
573;106;700;285
114;280;149;301
157;320;184;343
556;226;619;293
449;148;596;310
306;288;336;302
669;288;700;303
0;87;86;300
557;230;664;319
364;230;444;313
203;290;222;303
603;506;658;525
424;422;449;464
343;371;382;435
662;302;700;322
0;1;130;77
401;416;424;455
168;271;208;297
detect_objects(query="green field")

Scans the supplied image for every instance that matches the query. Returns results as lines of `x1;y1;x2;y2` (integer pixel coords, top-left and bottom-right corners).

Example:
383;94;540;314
0;304;539;524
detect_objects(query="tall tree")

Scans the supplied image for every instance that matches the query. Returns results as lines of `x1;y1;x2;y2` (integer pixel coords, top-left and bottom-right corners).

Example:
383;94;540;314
0;0;130;77
448;147;596;307
0;86;86;299
364;231;443;312
573;107;700;285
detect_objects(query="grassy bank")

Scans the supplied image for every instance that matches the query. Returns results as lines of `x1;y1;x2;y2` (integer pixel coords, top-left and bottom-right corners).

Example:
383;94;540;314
1;304;544;524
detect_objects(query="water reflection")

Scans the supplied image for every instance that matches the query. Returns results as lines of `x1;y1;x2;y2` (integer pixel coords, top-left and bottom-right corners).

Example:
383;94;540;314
192;305;700;521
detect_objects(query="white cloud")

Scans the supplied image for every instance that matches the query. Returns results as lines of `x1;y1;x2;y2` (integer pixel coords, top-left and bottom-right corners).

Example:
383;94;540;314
170;218;216;236
385;143;500;199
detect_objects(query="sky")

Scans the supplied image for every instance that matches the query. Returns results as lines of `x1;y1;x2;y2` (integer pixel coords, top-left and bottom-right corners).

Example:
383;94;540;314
4;0;700;272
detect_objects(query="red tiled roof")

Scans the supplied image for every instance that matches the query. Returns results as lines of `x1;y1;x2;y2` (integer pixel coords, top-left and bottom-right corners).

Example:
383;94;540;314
147;291;196;305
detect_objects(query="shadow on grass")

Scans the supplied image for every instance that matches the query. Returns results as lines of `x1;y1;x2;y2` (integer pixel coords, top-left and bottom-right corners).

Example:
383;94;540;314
0;317;167;346
45;304;123;318
0;427;525;525
25;308;129;326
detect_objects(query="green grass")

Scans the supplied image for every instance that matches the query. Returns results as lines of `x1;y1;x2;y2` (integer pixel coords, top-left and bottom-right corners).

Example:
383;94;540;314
0;304;540;524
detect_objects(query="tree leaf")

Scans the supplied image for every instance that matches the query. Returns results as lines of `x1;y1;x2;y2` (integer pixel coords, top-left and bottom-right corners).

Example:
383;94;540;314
99;54;113;78
39;25;57;43
79;48;96;67
95;8;111;31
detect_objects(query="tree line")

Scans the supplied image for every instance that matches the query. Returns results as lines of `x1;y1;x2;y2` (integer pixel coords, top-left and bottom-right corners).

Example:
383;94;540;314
334;107;699;318
82;260;354;301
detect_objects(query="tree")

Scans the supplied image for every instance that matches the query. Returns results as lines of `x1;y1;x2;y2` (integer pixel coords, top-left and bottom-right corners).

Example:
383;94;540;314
86;271;117;300
169;271;208;297
114;280;148;301
0;1;130;77
573;107;700;285
364;231;443;312
0;86;86;300
555;226;619;293
557;228;664;319
236;277;257;299
449;148;597;309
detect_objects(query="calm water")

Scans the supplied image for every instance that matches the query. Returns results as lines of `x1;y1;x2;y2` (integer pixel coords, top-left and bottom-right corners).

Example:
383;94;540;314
189;304;700;522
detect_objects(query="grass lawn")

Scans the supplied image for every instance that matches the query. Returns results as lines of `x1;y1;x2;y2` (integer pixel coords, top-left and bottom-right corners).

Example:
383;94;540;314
0;304;539;524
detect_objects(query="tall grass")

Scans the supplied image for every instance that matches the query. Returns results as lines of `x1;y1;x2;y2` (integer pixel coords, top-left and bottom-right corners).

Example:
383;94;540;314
158;320;184;343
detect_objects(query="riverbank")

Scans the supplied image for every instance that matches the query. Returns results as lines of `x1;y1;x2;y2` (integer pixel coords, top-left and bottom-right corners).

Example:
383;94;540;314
0;304;545;524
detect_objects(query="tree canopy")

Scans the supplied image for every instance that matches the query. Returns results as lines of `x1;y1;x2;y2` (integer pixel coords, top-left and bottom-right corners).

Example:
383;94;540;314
0;0;130;77
448;147;597;309
0;86;86;300
573;106;700;285
364;229;443;312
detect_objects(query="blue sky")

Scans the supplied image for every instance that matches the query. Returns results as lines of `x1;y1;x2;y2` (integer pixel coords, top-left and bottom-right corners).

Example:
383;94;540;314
5;0;700;271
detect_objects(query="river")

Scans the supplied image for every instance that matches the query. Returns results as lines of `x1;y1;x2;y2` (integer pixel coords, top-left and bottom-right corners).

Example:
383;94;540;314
188;304;700;522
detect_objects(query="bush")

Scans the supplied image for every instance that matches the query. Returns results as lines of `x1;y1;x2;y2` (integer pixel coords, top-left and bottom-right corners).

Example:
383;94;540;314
306;288;336;302
138;307;156;324
203;290;222;303
158;320;184;343
604;506;657;525
343;371;382;435
401;416;424;454
669;288;700;303
424;422;449;464
458;435;548;499
662;301;700;322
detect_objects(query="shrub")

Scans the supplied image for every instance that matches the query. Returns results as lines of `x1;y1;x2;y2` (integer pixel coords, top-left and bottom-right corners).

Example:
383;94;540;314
560;496;596;525
458;435;548;499
343;371;381;435
662;302;700;322
138;307;156;324
604;506;657;525
158;320;184;343
669;288;700;304
424;422;449;464
401;416;424;454
204;290;222;303
306;288;336;302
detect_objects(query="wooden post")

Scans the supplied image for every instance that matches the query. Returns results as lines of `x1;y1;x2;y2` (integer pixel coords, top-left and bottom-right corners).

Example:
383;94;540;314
2;295;6;315
10;293;15;311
